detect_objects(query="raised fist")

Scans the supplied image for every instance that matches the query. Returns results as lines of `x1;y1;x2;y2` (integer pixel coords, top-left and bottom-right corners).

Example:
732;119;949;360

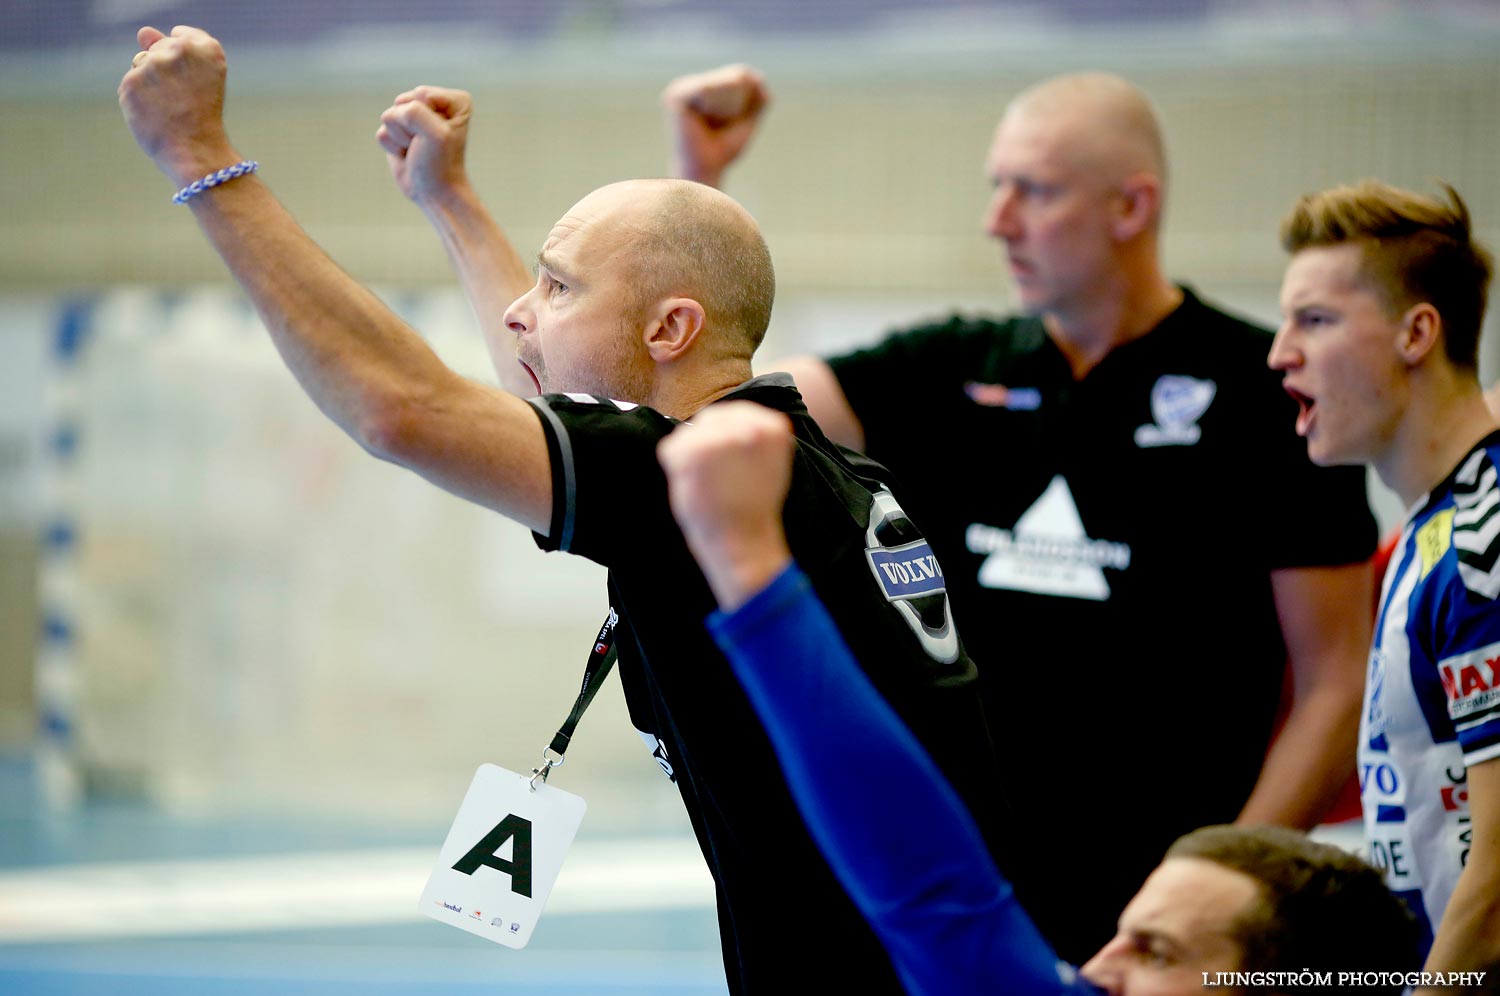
376;86;475;207
119;25;237;185
661;64;770;188
659;401;794;609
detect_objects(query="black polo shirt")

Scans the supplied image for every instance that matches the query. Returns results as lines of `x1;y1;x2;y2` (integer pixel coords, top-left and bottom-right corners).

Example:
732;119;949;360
830;289;1377;963
528;373;1011;994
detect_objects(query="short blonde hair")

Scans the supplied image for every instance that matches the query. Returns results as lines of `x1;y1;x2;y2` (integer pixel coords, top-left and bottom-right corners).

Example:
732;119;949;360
1280;181;1493;369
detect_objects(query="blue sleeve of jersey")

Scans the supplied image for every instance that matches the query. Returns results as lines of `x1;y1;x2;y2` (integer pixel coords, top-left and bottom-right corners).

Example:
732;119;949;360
1437;443;1500;766
1438;584;1500;767
707;565;1098;996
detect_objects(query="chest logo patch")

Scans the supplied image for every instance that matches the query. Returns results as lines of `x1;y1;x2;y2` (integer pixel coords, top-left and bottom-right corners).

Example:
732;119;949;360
964;382;1041;410
1134;375;1216;448
1417;510;1455;581
965;475;1131;601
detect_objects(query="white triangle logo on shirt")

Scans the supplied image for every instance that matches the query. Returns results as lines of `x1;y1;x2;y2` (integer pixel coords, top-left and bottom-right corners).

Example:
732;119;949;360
967;476;1131;601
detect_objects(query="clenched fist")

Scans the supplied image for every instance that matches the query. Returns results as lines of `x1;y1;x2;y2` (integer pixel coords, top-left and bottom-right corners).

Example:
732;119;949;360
376;85;475;207
661;64;771;188
658;401;794;610
118;25;239;186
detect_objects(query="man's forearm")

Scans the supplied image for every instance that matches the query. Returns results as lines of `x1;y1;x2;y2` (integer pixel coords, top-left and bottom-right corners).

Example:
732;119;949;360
185;170;455;445
1422;760;1500;977
415;181;536;395
1237;684;1359;828
1246;562;1371;827
1420;866;1500;976
120;27;552;532
179;171;551;530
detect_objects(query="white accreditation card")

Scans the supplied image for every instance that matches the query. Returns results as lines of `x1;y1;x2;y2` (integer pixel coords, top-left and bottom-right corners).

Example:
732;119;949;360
419;763;586;948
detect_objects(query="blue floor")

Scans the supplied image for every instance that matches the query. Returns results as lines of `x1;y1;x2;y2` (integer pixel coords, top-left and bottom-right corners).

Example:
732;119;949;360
0;930;728;995
0;754;729;996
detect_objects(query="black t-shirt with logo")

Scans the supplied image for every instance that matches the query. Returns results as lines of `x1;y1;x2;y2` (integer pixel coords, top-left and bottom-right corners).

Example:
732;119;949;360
829;288;1377;964
528;373;1011;994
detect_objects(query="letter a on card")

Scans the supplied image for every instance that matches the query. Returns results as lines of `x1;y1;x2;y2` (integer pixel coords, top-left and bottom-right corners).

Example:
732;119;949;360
420;763;586;948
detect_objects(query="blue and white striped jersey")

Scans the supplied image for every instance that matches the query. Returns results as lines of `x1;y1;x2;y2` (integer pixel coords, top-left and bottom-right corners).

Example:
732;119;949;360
1360;430;1500;956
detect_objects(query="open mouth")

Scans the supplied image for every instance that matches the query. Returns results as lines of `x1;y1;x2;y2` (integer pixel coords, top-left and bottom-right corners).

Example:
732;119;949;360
1284;384;1315;436
518;359;542;396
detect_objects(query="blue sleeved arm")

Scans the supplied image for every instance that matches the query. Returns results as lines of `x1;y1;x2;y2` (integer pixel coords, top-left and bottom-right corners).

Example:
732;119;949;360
707;564;1098;996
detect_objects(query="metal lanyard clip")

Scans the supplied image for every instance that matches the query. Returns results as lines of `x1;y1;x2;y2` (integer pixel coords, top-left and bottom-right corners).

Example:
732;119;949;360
530;607;619;792
529;747;565;792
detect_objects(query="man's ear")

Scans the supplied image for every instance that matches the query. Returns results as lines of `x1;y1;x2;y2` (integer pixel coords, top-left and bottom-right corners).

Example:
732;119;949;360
645;298;708;364
1112;173;1160;242
1396;302;1443;367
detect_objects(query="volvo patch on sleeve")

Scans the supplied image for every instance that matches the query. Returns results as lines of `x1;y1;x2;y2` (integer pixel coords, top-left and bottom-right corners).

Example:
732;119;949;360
419;763;586;948
868;542;947;599
865;490;959;664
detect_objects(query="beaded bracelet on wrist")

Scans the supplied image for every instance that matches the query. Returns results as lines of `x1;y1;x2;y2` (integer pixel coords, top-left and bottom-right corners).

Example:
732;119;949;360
172;160;259;204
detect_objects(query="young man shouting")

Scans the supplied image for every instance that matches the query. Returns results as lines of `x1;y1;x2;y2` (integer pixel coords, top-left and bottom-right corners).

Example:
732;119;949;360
1270;181;1499;974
